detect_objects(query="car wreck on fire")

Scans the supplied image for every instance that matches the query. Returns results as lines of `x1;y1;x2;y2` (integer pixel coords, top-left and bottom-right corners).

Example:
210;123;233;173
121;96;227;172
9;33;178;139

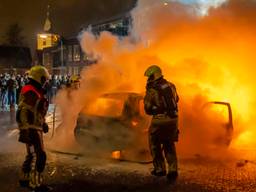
46;92;234;161
72;92;233;160
74;92;151;161
203;101;233;147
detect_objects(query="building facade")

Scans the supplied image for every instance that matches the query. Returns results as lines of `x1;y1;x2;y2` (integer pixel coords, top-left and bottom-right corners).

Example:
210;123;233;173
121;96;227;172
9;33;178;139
37;33;60;51
41;13;132;75
90;13;131;37
42;38;95;75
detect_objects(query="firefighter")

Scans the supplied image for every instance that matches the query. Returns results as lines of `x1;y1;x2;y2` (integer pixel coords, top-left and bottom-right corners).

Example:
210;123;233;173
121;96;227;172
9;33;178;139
144;65;179;183
16;66;50;190
69;75;80;90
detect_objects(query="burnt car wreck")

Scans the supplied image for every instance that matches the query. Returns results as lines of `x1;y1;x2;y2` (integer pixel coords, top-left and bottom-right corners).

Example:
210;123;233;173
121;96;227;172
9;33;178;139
46;92;234;161
73;93;233;159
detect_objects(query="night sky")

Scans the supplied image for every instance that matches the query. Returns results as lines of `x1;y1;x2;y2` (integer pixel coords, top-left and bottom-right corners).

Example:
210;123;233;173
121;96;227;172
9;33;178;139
0;0;137;49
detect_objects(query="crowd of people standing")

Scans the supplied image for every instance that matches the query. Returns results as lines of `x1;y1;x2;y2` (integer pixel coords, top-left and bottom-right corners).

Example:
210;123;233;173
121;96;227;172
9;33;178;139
0;73;74;110
0;73;26;109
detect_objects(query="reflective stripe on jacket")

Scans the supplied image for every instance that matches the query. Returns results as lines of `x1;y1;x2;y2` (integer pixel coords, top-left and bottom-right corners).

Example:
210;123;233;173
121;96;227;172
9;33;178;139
17;84;47;132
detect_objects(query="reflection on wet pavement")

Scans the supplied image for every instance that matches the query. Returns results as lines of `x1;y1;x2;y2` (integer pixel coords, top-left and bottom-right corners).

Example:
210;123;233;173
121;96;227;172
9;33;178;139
1;110;256;191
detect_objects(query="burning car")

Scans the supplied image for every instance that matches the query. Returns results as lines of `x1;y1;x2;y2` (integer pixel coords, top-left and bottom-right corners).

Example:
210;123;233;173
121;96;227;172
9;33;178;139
203;101;233;147
73;92;234;160
74;92;150;153
46;92;234;161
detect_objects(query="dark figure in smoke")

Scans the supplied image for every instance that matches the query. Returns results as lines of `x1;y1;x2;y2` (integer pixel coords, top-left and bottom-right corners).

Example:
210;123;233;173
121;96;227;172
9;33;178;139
144;65;179;183
16;66;50;190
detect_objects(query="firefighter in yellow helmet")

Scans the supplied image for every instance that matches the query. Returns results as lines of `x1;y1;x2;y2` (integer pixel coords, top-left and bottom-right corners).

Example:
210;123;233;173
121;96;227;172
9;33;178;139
144;65;179;183
16;65;50;190
70;75;80;89
66;75;80;90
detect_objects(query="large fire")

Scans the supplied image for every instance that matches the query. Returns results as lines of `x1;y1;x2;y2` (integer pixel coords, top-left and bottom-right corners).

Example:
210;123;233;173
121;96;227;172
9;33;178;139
55;0;256;156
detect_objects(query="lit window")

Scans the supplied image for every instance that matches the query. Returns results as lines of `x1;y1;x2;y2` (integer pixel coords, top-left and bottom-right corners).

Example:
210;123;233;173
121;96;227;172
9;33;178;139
73;45;81;61
68;45;73;61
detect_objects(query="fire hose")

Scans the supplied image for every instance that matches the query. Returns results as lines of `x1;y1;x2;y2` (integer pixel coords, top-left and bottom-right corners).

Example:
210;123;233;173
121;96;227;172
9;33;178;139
47;149;152;164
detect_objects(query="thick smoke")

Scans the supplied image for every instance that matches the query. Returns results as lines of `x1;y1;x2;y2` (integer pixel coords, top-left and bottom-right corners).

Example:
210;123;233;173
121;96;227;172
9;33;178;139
174;0;228;15
54;0;256;158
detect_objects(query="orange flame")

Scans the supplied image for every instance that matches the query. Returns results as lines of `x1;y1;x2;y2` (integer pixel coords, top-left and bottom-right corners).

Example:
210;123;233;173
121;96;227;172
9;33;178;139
111;151;121;160
55;0;256;155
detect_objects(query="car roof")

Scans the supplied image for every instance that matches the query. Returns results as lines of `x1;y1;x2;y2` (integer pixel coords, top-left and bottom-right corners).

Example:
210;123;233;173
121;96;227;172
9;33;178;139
101;92;143;100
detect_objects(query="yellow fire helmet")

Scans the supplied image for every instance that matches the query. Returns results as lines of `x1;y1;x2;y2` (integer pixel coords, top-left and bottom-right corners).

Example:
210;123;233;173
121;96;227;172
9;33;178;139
28;65;50;85
70;75;80;83
144;65;163;81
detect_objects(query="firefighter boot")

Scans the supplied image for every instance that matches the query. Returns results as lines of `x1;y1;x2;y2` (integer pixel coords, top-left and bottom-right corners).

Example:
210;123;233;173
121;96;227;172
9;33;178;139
30;172;52;191
167;171;178;184
19;172;30;187
29;171;43;189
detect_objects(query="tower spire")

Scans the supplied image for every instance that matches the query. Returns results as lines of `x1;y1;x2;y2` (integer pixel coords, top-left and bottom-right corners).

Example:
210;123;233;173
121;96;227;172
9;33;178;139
44;5;51;32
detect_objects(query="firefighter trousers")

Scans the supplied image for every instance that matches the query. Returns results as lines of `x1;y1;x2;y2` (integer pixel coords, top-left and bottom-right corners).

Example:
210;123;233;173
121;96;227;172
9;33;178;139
21;131;46;188
149;133;178;173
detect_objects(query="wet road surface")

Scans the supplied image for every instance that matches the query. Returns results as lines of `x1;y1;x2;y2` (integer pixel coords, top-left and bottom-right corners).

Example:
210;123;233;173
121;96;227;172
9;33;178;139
1;111;256;192
1;151;256;192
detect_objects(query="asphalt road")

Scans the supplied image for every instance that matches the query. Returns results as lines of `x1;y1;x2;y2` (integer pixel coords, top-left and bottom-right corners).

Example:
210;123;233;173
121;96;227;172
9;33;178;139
0;151;256;192
1;110;256;192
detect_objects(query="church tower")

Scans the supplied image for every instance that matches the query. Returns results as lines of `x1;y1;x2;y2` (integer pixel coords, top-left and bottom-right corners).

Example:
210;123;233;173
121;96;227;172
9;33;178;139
44;5;52;32
37;5;60;50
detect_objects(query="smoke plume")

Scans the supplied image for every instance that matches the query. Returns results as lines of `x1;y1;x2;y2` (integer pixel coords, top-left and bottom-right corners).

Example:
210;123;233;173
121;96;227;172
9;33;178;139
55;0;256;158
